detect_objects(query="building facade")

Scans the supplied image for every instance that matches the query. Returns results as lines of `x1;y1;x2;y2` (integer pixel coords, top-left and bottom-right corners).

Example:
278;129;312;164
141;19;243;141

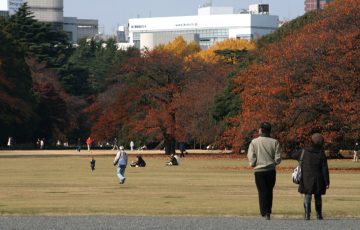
128;5;278;50
27;0;63;30
0;10;9;17
304;0;333;12
116;26;128;43
63;17;99;43
5;0;98;42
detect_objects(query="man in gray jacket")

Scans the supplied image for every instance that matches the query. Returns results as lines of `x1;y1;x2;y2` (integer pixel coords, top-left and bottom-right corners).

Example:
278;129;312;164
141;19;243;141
247;122;282;220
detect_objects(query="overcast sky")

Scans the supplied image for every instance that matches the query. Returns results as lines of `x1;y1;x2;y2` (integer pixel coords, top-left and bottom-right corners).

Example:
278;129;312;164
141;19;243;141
1;0;305;34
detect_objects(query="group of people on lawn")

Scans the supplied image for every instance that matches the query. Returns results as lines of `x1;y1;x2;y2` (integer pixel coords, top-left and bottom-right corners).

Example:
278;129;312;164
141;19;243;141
247;122;330;220
112;147;180;185
94;121;331;220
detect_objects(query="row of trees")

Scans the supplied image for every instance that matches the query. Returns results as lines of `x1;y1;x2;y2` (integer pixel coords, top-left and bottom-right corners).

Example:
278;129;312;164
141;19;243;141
1;0;359;153
86;37;254;153
0;4;137;145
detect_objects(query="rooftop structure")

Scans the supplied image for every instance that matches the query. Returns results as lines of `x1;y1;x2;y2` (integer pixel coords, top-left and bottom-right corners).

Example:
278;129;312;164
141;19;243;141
128;4;278;50
304;0;333;12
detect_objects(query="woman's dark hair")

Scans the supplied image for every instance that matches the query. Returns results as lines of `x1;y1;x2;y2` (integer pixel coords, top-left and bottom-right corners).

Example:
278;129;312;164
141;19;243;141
311;133;324;149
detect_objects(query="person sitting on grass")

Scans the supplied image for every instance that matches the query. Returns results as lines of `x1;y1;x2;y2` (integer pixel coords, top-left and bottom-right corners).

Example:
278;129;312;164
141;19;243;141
166;154;180;166
130;155;146;167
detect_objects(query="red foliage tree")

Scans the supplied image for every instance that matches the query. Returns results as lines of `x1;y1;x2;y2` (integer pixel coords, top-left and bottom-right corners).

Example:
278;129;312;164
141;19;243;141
229;0;360;153
28;58;86;142
88;38;230;153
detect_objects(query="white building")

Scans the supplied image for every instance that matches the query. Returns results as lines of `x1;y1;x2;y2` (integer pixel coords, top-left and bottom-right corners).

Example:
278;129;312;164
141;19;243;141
128;4;278;50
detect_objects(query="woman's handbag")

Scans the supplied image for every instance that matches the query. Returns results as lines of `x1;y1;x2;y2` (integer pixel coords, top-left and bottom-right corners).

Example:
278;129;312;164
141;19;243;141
292;149;305;184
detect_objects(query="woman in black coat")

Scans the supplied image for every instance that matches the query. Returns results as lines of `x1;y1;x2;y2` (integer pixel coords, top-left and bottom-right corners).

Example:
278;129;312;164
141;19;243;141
291;133;330;220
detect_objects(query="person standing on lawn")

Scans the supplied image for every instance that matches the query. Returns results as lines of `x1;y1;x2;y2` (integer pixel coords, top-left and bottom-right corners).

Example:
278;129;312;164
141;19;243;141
290;133;330;220
247;122;282;220
354;142;359;162
86;137;93;151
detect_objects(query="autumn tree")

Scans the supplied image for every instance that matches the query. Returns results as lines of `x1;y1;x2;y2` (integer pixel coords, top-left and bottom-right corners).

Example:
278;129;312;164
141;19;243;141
229;0;360;153
176;62;230;148
188;39;256;149
196;38;255;64
28;58;87;142
88;36;230;153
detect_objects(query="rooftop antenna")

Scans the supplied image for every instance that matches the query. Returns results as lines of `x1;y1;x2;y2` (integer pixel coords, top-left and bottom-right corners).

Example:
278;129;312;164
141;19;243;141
201;0;212;8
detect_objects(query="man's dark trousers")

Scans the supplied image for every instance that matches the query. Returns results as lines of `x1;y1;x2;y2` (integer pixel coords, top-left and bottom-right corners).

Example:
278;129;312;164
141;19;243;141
255;170;276;216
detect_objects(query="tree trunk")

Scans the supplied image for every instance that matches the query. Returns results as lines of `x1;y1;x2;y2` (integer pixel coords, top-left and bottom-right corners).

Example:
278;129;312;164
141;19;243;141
164;134;176;155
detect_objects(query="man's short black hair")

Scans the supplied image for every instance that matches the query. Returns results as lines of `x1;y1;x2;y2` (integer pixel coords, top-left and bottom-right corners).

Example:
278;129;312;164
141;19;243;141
260;122;272;135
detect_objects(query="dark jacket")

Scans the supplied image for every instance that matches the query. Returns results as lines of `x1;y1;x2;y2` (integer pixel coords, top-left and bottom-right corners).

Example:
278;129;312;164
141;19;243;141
291;147;330;195
136;157;146;167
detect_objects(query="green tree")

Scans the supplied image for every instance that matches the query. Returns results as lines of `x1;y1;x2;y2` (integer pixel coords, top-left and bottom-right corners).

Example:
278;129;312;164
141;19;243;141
60;38;138;96
2;3;72;68
0;26;37;142
210;49;253;123
256;10;320;48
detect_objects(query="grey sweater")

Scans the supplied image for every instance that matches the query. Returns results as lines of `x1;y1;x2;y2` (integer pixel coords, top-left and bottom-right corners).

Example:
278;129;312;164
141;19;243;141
247;136;282;172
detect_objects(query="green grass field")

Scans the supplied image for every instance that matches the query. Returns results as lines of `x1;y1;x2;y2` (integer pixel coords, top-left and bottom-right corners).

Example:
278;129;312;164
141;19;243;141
0;154;359;218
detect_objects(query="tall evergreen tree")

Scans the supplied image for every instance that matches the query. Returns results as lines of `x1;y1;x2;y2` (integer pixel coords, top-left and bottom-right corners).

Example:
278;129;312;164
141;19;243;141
0;26;38;142
3;3;72;68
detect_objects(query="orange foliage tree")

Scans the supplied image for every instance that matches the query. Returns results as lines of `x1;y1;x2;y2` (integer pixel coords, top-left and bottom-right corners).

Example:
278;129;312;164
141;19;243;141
87;37;229;153
196;38;255;64
229;0;360;153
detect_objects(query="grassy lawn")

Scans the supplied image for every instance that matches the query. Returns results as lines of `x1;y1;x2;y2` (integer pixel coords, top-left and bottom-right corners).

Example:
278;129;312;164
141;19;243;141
0;154;359;217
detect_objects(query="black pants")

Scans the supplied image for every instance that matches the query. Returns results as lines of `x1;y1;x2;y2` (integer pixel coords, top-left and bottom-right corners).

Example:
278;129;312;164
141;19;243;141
255;170;276;216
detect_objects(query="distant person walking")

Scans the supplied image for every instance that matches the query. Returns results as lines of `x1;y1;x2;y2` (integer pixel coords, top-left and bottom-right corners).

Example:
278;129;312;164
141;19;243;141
90;157;96;173
354;142;359;162
86;137;93;151
113;146;128;184
247;122;282;220
77;138;81;152
179;143;186;157
130;141;134;151
7;137;13;150
290;133;330;220
40;138;45;150
112;137;119;150
36;138;40;149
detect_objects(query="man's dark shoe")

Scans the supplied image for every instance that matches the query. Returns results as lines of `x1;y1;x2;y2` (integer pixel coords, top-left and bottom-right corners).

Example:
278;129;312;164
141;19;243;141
265;214;270;220
317;214;323;220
